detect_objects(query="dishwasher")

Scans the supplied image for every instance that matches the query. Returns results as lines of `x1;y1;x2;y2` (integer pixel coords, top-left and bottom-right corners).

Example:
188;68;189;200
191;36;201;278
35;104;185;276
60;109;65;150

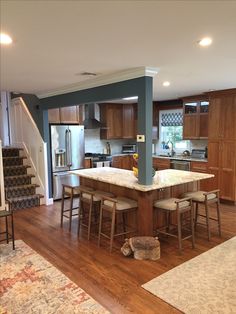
170;159;191;171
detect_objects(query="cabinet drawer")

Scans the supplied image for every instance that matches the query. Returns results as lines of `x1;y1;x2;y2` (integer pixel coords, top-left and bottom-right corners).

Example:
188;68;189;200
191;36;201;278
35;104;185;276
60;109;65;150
190;161;208;172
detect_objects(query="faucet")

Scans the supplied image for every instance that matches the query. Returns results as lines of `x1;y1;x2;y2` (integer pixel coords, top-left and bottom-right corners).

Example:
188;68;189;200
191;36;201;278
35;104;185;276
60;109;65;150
167;140;175;157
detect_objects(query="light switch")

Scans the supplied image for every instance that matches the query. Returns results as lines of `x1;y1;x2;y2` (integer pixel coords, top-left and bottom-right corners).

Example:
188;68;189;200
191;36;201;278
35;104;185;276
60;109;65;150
137;135;145;142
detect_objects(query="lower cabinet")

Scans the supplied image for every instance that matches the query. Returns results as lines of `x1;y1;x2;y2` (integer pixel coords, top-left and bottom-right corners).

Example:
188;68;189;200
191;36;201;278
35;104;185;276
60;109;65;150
208;140;236;201
84;158;92;168
153;158;170;170
112;155;135;170
190;161;211;191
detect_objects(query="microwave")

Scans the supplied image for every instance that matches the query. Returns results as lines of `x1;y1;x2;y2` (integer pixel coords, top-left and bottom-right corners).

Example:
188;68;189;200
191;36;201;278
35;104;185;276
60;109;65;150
122;144;136;154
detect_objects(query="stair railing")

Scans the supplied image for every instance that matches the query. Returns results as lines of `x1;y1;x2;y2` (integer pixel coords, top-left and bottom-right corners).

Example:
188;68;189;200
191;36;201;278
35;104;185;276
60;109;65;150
9;97;51;205
0;139;6;210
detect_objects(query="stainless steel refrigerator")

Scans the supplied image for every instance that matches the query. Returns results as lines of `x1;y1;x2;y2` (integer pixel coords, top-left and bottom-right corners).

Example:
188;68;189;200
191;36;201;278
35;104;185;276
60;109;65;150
50;125;84;200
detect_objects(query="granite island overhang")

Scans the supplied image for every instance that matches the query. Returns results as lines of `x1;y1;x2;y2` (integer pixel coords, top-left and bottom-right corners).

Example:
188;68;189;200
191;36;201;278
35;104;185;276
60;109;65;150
71;168;214;235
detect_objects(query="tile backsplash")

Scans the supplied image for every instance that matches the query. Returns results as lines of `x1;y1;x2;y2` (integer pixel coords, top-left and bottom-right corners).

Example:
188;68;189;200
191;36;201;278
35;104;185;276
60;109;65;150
85;129;208;155
85;129;133;155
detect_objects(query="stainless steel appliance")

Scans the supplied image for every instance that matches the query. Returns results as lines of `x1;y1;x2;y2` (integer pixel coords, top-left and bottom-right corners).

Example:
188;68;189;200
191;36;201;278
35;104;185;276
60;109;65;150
122;144;136;154
170;160;191;171
191;149;206;159
85;153;112;168
50;125;84;200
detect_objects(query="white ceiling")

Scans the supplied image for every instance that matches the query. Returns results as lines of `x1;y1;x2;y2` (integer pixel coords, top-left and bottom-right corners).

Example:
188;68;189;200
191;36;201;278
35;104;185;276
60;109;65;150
1;0;236;101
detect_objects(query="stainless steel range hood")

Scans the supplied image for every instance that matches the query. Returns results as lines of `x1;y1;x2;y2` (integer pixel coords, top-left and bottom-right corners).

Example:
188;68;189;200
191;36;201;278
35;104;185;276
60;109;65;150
83;103;103;129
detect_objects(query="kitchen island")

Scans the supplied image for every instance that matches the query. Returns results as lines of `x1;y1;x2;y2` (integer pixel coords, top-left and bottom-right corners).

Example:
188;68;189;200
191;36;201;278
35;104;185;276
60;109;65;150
72;167;214;235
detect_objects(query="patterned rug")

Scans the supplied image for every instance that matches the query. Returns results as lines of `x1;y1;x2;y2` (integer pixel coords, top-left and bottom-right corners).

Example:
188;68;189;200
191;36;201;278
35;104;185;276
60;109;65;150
0;240;109;314
142;236;236;314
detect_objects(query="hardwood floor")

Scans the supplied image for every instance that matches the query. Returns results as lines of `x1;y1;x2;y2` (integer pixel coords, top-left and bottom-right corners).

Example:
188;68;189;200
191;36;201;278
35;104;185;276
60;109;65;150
2;201;236;314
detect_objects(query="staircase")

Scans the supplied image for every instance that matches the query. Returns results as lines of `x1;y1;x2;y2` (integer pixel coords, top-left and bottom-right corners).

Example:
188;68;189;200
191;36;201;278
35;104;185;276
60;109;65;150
2;147;43;210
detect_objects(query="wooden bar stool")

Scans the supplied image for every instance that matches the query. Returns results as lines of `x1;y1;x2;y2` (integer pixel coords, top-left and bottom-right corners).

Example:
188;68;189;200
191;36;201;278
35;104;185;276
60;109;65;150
182;189;221;240
154;197;195;253
60;184;94;231
78;189;115;240
0;210;15;250
98;196;138;252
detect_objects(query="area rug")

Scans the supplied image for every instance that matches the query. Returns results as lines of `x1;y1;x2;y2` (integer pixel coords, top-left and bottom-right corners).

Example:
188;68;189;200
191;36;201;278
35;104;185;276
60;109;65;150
0;240;109;314
142;236;236;314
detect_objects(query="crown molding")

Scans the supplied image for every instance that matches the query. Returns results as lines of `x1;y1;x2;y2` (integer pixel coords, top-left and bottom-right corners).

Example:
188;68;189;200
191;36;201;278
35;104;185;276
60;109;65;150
37;66;158;99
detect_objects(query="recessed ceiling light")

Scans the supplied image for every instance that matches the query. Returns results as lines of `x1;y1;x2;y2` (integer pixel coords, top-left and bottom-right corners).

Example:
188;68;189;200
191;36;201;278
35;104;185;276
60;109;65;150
123;96;138;100
163;81;170;87
198;37;212;47
0;33;13;45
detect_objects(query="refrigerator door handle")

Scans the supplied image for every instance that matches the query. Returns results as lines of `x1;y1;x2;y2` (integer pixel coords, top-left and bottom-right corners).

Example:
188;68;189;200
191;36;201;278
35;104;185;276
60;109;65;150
65;129;72;167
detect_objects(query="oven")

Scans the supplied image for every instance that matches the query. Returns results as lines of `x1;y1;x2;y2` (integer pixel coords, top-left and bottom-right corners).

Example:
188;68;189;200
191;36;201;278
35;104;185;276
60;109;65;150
85;153;112;168
170;160;191;171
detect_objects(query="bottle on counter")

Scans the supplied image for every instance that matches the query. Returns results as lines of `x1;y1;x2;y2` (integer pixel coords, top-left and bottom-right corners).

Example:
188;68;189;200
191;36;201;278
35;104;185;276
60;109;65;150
106;142;111;155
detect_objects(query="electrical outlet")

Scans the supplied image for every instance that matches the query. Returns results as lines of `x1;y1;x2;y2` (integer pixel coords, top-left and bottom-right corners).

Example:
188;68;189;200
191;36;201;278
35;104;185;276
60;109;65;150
137;135;145;142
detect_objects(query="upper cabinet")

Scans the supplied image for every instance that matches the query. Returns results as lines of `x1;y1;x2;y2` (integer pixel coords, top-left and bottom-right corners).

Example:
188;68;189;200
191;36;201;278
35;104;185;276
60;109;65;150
48;106;81;124
208;93;236;141
182;97;209;139
100;103;136;139
48;108;61;123
60;106;78;123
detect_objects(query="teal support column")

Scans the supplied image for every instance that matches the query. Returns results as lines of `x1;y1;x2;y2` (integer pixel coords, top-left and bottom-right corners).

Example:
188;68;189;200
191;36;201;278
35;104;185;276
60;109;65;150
137;76;153;185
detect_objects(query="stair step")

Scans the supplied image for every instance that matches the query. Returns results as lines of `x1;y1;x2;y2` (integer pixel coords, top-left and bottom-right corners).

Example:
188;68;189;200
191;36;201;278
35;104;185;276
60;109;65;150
7;194;44;210
4;174;35;187
3;165;31;177
2;147;23;157
5;184;40;198
3;156;27;167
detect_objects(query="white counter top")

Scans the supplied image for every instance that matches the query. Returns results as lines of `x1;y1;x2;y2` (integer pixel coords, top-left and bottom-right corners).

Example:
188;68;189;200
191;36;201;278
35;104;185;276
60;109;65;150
71;167;213;192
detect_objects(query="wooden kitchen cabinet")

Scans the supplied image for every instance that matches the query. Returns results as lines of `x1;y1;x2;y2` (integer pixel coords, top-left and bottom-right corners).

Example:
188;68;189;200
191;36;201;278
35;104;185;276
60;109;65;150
207;90;236;202
208;94;236;141
84;158;92;168
112;155;134;170
190;161;211;191
183;97;209;139
153;158;170;170
48;108;60;123
100;104;123;139
123;104;137;138
208;140;236;201
60;106;78;123
48;106;79;124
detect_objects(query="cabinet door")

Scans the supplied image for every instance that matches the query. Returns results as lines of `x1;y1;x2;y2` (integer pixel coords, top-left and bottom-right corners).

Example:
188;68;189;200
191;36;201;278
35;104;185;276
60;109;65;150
190;161;210;191
112;156;122;168
123;104;135;138
219;141;236;200
199;114;208;138
208;141;220;191
121;155;132;170
84;158;92;168
60;106;78;123
221;97;236;140
77;105;85;125
208;98;221;140
101;105;123;139
183;115;198;139
48;108;60;123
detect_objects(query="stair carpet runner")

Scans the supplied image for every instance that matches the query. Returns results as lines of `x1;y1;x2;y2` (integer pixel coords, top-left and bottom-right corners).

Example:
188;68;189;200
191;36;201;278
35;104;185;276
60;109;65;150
2;147;43;210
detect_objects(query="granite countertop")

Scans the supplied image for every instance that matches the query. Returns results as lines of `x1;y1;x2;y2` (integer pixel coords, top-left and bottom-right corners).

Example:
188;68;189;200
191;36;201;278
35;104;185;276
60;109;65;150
111;154;208;162
153;155;208;162
71;167;213;192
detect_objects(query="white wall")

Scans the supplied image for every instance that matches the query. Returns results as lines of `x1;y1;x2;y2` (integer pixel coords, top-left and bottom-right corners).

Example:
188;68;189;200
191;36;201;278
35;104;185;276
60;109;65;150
85;129;134;155
0;91;11;146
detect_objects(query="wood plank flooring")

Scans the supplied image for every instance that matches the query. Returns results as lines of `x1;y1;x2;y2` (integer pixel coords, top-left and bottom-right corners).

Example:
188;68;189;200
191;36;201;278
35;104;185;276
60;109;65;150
1;201;236;313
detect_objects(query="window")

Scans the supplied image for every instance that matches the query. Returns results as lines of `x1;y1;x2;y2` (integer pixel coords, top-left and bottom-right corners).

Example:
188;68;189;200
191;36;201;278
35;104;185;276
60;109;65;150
158;109;189;152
